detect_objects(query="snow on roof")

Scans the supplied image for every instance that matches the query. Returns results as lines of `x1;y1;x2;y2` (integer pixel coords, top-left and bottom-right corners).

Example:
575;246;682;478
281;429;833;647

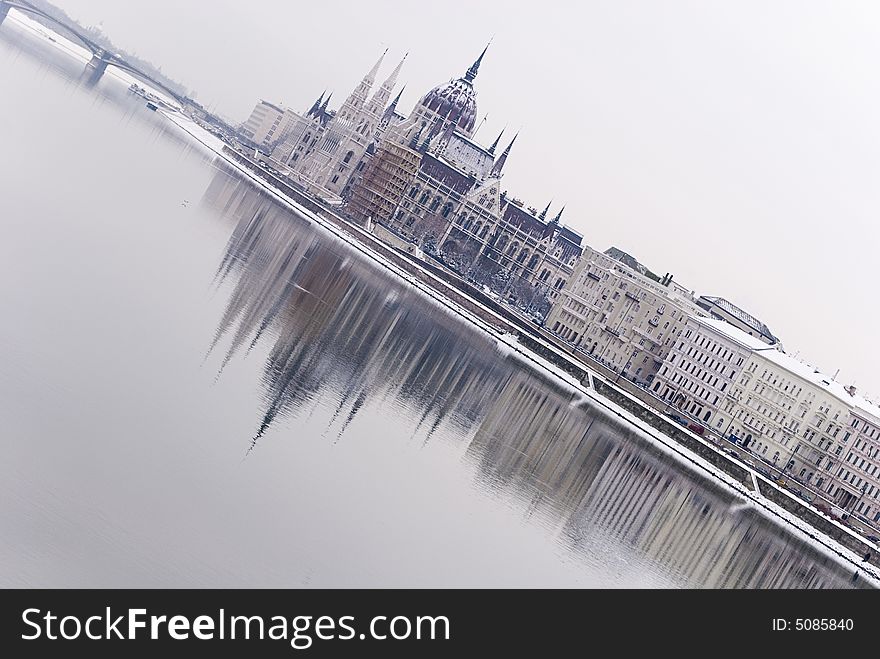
692;316;773;352
755;349;880;420
699;296;777;342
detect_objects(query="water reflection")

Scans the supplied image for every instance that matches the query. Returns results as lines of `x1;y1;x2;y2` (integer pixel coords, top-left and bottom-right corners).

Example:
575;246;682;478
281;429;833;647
203;169;865;588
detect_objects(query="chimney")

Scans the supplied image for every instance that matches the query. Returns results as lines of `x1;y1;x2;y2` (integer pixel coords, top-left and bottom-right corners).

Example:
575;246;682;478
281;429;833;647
845;385;858;397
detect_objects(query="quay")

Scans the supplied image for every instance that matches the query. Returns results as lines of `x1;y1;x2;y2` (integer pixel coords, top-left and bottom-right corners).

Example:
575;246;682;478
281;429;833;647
165;111;880;582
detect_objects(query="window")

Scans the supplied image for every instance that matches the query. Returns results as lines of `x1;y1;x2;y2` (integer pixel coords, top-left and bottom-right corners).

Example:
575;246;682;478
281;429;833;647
343;150;354;164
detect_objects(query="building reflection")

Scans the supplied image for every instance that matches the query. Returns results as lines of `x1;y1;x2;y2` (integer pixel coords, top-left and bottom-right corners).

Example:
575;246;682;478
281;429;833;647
202;168;865;588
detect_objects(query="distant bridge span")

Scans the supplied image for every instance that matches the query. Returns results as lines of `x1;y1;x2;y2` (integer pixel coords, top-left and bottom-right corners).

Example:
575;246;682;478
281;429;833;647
0;0;188;106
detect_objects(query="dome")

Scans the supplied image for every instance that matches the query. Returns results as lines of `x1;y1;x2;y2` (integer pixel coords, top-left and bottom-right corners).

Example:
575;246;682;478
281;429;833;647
420;77;478;134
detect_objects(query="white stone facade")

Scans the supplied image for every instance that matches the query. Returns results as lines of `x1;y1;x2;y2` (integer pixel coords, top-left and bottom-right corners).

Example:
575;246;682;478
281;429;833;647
547;246;704;385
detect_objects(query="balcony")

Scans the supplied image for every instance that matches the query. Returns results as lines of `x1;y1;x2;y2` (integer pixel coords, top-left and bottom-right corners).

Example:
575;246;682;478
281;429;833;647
625;291;640;302
603;325;620;338
587;272;601;281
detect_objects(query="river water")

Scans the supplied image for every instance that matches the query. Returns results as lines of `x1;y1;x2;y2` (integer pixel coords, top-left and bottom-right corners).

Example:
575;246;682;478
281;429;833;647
0;17;865;588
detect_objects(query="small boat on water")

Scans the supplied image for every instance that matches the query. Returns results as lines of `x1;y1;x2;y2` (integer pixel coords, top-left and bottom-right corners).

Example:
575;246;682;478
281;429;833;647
145;102;158;111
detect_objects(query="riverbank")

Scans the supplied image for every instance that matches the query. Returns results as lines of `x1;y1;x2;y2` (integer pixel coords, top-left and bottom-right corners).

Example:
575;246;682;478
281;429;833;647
160;110;880;585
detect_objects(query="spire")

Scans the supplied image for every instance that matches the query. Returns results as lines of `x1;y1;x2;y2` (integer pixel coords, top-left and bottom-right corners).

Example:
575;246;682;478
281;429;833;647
307;91;325;117
339;49;387;117
552;205;565;223
389;85;405;110
382;52;406;91
539;200;552;220
366;48;388;83
490;132;517;176
488;128;504;155
319;92;332;113
368;52;406;116
382;84;405;123
464;40;491;82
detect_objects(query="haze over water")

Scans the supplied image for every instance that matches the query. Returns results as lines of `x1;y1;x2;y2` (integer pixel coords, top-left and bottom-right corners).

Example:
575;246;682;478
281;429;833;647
0;21;865;588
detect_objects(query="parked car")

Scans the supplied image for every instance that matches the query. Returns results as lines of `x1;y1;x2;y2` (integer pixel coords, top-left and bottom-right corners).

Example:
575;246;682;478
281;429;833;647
687;423;706;436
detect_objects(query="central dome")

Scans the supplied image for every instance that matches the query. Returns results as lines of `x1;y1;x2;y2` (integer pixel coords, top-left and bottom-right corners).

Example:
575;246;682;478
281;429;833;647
420;77;478;134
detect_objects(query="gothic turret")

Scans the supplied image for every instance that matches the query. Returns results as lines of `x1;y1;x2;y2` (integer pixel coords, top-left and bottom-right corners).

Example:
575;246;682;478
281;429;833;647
490;132;517;177
365;53;406;118
337;49;387;121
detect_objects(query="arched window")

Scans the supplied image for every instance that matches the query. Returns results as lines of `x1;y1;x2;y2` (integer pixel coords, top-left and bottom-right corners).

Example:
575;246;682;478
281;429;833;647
496;235;509;251
506;242;519;257
419;191;429;204
343;150;354;164
302;133;311;143
291;153;299;162
527;254;540;270
473;222;482;236
441;202;453;218
409;185;420;199
554;277;565;289
457;212;466;225
429;196;441;212
703;410;711;422
540;269;550;281
479;225;489;239
464;216;474;231
516;249;529;264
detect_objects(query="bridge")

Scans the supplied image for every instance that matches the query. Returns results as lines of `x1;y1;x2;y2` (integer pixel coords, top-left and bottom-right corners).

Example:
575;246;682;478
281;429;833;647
0;0;188;106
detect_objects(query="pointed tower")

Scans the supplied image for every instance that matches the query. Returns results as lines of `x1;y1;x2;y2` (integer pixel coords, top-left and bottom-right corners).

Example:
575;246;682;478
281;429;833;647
365;53;406;118
539;201;552;220
490;132;517;177
488;128;504;155
307;91;325;117
552;205;565;223
337;49;387;122
382;85;405;123
464;41;490;82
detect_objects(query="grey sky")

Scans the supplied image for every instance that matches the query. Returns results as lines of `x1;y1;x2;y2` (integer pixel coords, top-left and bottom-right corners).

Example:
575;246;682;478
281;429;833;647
53;0;880;396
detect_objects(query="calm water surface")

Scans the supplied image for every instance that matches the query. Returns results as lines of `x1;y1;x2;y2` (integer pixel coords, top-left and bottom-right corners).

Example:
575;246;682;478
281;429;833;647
0;20;863;587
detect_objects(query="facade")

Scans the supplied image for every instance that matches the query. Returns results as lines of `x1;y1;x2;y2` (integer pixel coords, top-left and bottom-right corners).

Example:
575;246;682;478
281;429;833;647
696;295;778;346
651;316;767;429
239;46;584;316
836;404;880;524
342;48;583;316
239;100;303;152
547;246;704;385
654;314;880;521
346;140;421;226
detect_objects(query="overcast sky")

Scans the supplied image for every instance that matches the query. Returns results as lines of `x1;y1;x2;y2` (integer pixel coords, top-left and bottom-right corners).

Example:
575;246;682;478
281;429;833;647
53;0;880;396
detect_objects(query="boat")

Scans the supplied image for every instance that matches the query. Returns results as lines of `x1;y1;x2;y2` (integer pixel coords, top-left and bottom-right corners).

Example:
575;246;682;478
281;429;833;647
145;102;158;111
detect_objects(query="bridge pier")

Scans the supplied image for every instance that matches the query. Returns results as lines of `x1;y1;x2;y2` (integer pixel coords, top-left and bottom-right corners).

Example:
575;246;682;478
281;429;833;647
86;52;109;76
80;51;110;86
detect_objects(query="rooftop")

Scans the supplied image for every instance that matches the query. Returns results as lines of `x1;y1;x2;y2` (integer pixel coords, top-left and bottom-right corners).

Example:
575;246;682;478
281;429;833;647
698;296;777;343
693;316;776;352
